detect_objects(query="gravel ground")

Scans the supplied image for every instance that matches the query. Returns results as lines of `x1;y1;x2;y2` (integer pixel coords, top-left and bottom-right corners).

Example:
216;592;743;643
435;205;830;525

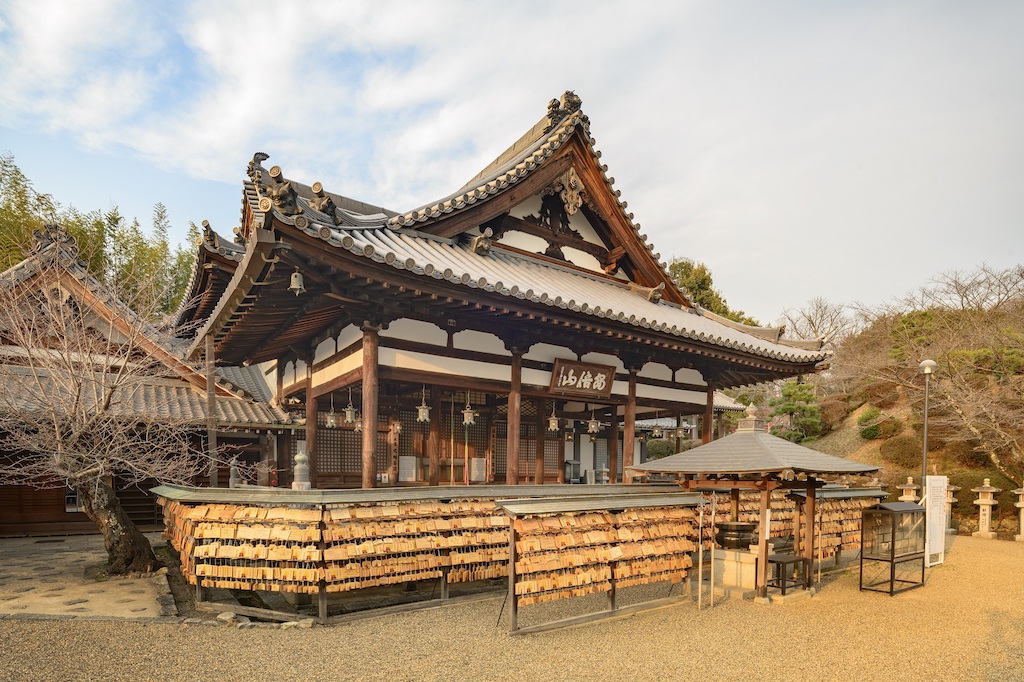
1;535;1022;682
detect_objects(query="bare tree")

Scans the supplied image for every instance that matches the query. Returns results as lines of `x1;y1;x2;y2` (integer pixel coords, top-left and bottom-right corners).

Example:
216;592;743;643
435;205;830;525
0;229;211;572
832;264;1024;485
779;296;856;350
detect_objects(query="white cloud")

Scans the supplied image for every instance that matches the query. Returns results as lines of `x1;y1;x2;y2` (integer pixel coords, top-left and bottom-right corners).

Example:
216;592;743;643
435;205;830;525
1;0;1022;322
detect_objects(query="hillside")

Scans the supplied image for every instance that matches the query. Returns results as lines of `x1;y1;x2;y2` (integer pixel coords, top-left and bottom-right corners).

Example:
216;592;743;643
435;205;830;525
805;389;1020;537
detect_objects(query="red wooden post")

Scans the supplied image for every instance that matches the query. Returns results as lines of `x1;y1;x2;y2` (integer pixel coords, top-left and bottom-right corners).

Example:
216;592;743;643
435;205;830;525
506;349;523;485
622;368;638;483
702;387;714;444
361;323;379;489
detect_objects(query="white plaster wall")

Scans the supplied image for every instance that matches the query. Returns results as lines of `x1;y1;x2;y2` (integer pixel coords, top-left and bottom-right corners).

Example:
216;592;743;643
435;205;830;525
505;195;607;274
508;195;543;220
561;246;603;272
521;367;554;388
258;360;276;379
312;349;363;387
452;329;510;356
578;438;595;478
579;352;624;372
336;324;362;350
638;362;672;381
313;337;335;365
379;348;511;383
524;342;577;363
676;368;706;386
498;230;548;255
382;318;447;345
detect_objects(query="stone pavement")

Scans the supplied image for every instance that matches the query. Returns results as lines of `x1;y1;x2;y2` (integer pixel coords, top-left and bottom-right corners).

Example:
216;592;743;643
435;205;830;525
0;533;176;621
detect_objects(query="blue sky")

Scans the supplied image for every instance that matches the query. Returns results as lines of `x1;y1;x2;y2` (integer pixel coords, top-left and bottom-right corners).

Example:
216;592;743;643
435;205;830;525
1;0;1022;325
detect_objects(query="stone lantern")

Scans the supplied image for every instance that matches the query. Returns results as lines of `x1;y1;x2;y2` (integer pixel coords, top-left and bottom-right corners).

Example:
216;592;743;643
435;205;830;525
971;478;1000;539
292;449;311;491
945;484;960;535
1013;487;1024;542
897;477;920;503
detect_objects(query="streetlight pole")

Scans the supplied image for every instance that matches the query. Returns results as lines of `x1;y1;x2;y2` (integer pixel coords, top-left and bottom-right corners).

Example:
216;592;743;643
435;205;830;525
919;359;937;489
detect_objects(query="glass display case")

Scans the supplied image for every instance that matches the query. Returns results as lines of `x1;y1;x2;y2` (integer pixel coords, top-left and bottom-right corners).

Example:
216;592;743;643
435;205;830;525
860;502;926;595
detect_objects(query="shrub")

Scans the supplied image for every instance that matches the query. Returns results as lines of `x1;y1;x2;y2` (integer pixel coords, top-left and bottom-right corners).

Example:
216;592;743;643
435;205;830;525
877;417;902;439
644;438;676;461
857;406;880;425
946;439;988;468
858;406;881;439
863;381;900;409
819;399;850;429
879;434;922;469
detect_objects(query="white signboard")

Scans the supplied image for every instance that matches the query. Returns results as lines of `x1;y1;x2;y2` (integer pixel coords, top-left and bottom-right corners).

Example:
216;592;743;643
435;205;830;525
470;457;487;483
398;456;418;483
925;475;947;567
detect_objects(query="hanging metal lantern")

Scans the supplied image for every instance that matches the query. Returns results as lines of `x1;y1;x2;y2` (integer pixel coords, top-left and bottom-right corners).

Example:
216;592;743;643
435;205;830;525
462;397;476;426
393;420;402;435
353;413;362;433
343;387;357;424
547;403;559;432
324;392;338;429
651;410;662;438
416;385;431;423
587;410;600;434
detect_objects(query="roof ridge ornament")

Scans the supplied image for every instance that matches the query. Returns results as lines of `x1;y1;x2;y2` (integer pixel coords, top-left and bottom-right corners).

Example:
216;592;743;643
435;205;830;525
544;90;586;133
470;227;493;255
309;182;341;225
628;281;665;303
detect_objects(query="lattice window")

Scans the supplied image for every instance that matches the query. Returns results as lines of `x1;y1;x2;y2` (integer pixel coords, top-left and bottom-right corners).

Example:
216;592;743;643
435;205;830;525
319;419;344;473
593;436;624;476
544;438;562;475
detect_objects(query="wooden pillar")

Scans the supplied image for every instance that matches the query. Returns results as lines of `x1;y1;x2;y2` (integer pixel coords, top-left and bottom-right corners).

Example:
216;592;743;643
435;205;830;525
428;387;441;486
205;335;218;487
361;323;379;489
506;349;523;485
702;387;715;444
674;412;683;453
608;414;619;485
730;489;740;522
803;479;817;589
535;399;545;484
305;359;317;488
622;368;638;483
756;480;772;599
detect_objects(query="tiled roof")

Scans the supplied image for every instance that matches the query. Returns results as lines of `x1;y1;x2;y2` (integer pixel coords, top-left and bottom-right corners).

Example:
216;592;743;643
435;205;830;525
282;218;827;364
216;365;275;404
384;93;673;278
1;230;290;428
629;429;878;476
3;365;287;427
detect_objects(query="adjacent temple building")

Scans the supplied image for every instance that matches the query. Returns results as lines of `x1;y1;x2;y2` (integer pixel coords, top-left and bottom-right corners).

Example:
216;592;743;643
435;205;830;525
177;91;826;491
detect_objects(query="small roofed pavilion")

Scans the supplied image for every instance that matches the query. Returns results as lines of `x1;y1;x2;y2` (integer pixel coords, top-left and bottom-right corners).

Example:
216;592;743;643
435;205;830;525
628;405;878;598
